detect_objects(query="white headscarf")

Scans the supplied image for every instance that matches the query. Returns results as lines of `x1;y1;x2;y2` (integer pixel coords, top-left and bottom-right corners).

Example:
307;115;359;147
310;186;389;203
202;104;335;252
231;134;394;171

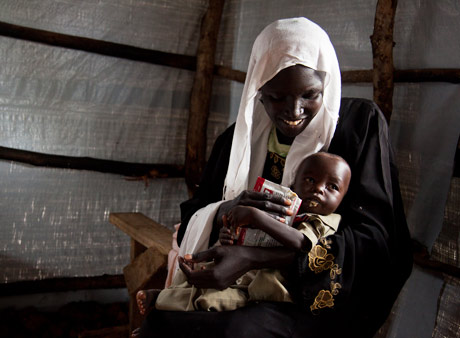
224;17;341;200
177;17;341;262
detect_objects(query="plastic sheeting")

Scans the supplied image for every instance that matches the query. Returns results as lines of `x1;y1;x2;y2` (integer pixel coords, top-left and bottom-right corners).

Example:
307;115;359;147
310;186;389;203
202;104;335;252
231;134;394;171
0;161;188;282
0;0;232;283
0;1;459;336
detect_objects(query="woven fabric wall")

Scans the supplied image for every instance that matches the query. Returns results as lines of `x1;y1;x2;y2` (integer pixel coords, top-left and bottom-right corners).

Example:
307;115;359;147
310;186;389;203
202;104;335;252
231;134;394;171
0;1;458;336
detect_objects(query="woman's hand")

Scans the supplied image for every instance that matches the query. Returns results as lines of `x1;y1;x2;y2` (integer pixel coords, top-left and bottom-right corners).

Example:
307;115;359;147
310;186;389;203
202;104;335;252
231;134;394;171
178;245;296;290
215;190;292;229
178;246;252;290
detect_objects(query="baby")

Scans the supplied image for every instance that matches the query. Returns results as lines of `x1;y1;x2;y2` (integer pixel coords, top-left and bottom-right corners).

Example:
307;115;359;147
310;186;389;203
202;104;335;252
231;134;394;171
138;152;351;313
221;151;351;253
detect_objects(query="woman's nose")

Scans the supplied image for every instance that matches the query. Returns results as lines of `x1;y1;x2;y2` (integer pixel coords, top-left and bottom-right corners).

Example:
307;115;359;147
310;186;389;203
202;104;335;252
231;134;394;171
286;98;303;118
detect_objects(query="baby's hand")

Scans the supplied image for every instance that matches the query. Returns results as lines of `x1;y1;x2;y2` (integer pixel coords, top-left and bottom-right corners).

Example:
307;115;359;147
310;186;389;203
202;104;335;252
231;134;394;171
219;226;235;245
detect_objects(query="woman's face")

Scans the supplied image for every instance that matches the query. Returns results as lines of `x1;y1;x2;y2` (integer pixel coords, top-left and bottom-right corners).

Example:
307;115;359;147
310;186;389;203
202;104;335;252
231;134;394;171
260;65;324;143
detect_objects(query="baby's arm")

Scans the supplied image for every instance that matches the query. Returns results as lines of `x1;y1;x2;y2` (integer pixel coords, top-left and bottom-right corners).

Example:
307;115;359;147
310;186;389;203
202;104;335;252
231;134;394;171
226;205;310;252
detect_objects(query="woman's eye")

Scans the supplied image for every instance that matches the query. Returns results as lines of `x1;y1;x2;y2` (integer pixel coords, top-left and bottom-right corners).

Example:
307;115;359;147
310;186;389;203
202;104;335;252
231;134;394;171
269;94;283;101
302;91;321;100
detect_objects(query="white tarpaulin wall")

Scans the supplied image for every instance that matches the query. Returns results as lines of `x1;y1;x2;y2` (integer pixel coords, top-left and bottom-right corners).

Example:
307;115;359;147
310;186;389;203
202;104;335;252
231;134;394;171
0;1;459;336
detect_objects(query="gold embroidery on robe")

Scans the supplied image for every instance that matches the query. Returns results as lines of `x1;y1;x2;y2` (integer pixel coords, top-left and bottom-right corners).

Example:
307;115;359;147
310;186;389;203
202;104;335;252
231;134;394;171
330;263;342;279
308;238;343;313
308;245;335;274
269;152;286;166
264;152;286;182
310;290;334;312
319;237;332;249
330;281;342;295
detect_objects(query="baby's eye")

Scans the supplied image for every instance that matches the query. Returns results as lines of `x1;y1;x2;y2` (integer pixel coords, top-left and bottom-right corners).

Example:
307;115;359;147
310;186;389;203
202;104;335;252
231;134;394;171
305;177;314;184
327;183;339;191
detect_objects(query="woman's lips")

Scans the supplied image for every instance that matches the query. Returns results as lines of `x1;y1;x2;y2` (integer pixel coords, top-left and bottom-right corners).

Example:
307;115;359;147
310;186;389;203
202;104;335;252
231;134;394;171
283;119;303;126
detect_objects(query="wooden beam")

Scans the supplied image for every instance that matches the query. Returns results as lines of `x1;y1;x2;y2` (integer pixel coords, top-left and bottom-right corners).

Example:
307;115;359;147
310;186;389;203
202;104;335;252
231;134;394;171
342;69;460;84
185;0;225;193
0;20;245;85
341;70;374;83
371;0;398;123
2;20;459;88
0;21;196;71
394;68;460;83
0;274;125;296
215;65;246;83
0;146;184;178
412;241;460;278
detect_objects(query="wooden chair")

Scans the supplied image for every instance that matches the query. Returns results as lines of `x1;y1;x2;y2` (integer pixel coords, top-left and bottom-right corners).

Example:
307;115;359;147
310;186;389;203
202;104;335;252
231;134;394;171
109;213;173;333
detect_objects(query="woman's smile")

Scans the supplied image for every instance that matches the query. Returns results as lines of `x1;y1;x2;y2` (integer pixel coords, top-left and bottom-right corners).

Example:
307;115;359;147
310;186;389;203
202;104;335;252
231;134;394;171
259;65;324;144
283;119;303;126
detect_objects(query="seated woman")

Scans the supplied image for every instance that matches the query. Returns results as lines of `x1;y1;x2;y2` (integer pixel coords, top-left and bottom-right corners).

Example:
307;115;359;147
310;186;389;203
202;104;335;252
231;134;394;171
136;17;412;338
147;152;351;312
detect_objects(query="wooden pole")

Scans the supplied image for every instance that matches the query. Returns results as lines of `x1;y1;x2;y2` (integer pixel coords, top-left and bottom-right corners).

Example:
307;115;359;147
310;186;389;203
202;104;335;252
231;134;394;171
0;146;184;178
2;20;459;88
371;0;398;123
0;21;196;71
0;20;243;83
185;0;225;193
342;69;460;84
394;68;460;83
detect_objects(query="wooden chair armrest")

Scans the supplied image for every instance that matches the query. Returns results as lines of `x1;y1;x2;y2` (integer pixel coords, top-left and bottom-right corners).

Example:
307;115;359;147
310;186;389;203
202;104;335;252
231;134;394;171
109;212;174;331
109;212;173;254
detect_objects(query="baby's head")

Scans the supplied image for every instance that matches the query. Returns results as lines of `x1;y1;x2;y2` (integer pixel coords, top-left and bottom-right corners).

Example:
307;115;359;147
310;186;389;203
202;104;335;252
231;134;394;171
291;152;351;215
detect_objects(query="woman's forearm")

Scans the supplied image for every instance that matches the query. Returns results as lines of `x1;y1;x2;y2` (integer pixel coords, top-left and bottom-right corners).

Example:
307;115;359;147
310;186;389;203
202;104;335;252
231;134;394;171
245;246;297;270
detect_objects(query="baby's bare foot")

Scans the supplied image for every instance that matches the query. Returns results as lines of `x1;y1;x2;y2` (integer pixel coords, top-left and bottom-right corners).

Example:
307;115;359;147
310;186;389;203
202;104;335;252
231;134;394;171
131;327;141;337
136;289;161;315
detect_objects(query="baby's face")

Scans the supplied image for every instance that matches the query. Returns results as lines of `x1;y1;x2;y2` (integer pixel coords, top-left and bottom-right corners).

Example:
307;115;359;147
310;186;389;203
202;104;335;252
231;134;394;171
292;154;351;215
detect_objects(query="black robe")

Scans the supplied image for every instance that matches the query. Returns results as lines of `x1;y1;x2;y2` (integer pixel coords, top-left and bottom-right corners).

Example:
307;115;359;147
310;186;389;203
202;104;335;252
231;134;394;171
139;98;413;338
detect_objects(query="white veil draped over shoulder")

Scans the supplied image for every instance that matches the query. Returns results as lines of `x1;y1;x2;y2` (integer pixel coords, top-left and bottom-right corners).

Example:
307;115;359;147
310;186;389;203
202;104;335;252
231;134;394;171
177;17;341;269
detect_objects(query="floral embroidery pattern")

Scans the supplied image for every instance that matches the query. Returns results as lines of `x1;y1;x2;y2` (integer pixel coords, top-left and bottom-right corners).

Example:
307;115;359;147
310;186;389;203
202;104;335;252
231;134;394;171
308;240;342;313
268;152;285;180
330;264;342;279
271;165;281;180
308;245;335;273
310;290;334;311
330;281;341;295
269;152;286;166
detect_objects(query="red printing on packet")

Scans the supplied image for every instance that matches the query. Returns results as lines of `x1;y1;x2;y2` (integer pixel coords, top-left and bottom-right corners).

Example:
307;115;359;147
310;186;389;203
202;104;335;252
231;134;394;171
236;177;302;247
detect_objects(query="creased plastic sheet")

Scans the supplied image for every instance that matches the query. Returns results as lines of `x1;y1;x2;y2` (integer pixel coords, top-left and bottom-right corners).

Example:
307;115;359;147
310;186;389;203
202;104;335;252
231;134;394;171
431;178;460;268
0;0;459;336
377;265;444;338
390;83;460;250
0;161;188;283
0;0;232;283
0;38;217;163
0;0;207;55
433;274;460;338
